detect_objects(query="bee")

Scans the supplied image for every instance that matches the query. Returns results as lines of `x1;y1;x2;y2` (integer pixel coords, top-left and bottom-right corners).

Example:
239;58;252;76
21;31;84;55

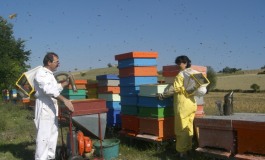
9;13;17;19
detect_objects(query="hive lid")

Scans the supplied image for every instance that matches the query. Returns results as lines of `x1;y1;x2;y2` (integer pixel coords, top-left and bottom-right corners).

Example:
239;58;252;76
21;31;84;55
115;51;158;61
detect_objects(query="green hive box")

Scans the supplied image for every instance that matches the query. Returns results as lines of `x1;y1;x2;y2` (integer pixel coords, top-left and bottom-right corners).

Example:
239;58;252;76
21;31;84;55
121;105;138;115
138;106;174;118
61;89;86;100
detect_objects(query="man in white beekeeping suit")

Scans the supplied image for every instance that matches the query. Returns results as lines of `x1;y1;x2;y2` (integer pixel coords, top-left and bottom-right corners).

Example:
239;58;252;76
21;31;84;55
34;52;74;160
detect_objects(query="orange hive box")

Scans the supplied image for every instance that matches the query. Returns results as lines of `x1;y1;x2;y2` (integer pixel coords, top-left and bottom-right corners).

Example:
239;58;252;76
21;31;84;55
67;84;87;90
22;98;30;103
119;66;158;77
232;115;265;155
138;117;175;140
97;86;120;94
162;65;207;77
195;105;205;118
115;51;158;61
194;117;235;155
74;79;87;85
120;114;139;134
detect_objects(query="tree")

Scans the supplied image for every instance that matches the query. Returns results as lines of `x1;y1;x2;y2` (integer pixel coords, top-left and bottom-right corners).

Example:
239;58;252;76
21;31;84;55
107;63;113;68
221;66;241;73
206;66;217;92
250;84;260;92
0;16;31;90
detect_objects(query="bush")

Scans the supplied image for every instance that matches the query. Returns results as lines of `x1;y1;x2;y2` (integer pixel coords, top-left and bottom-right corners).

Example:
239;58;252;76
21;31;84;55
257;70;265;74
250;83;260;92
80;72;86;77
206;66;217;92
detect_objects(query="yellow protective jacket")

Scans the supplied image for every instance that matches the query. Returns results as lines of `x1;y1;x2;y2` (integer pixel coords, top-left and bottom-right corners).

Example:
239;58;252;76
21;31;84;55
173;69;197;152
173;69;197;129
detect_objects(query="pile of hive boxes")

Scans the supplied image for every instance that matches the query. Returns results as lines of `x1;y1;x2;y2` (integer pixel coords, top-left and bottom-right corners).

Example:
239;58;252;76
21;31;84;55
115;51;175;141
86;82;98;99
97;74;121;127
62;80;87;100
112;51;208;142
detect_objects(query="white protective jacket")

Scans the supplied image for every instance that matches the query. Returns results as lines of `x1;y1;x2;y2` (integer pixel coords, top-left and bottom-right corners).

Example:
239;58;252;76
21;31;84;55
33;66;63;160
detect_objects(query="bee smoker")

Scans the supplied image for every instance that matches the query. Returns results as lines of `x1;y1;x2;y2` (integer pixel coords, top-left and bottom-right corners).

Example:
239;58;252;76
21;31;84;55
223;91;234;115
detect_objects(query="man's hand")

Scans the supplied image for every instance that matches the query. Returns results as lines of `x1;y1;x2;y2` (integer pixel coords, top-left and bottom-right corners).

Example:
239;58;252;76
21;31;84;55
61;79;69;88
64;99;74;112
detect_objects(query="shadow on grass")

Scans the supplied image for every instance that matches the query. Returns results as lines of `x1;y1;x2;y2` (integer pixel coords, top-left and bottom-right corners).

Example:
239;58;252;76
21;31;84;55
0;141;35;160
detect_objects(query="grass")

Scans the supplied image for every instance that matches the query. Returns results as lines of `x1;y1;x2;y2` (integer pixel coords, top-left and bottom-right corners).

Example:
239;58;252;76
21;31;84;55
0;100;35;160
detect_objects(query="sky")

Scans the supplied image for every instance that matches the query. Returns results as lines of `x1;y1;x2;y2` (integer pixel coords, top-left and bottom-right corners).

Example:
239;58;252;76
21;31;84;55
1;0;265;72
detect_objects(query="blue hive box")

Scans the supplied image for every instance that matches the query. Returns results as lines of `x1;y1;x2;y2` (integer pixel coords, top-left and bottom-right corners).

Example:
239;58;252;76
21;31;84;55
138;96;173;107
96;74;119;80
120;86;140;96
120;95;139;106
118;58;157;68
107;109;121;126
119;76;157;86
106;101;121;110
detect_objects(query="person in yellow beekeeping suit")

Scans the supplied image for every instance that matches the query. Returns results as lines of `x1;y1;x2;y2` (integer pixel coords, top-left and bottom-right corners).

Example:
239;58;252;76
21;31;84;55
173;55;197;158
157;55;197;159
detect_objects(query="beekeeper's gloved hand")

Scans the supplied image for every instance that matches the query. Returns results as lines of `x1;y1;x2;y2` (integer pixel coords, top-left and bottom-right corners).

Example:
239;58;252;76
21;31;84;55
186;86;197;95
156;93;164;100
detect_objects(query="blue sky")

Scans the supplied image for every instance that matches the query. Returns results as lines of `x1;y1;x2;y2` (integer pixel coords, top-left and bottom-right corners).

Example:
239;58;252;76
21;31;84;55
1;0;265;72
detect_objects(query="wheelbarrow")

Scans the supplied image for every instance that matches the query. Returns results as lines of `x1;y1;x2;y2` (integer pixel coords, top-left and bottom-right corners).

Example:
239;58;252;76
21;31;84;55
57;99;108;160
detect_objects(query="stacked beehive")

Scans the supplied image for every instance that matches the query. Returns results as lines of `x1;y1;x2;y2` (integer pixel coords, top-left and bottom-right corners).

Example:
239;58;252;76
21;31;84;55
137;84;175;140
162;65;207;118
86;82;98;99
62;80;87;100
96;74;121;127
115;51;158;135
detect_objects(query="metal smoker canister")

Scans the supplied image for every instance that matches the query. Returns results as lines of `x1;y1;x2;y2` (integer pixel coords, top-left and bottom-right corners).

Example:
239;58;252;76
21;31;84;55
223;91;234;115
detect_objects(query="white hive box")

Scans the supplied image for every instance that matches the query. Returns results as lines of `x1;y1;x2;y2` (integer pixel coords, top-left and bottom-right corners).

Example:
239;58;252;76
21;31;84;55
164;77;175;84
139;84;171;97
97;79;119;87
98;94;121;101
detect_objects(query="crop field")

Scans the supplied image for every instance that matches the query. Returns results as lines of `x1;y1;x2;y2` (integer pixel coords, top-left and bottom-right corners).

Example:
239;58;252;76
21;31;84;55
203;92;265;115
72;67;265;90
215;74;265;90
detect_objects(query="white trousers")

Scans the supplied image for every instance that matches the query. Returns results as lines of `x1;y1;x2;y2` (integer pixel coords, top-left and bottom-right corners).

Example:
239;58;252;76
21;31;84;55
35;113;58;160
